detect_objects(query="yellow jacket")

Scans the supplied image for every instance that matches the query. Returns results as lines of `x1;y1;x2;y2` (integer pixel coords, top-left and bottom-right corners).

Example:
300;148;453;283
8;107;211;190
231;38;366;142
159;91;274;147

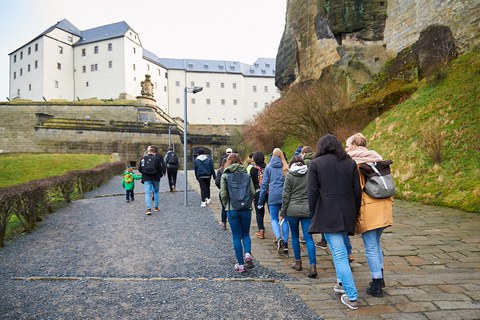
356;167;393;234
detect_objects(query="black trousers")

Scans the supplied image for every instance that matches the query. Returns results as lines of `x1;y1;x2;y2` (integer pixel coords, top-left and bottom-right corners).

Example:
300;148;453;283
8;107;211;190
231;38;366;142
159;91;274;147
126;189;134;201
254;191;266;230
167;167;178;190
198;178;211;202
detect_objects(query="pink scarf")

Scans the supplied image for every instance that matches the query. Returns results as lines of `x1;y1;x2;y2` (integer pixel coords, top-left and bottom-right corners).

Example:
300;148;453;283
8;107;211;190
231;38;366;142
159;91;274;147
347;146;383;164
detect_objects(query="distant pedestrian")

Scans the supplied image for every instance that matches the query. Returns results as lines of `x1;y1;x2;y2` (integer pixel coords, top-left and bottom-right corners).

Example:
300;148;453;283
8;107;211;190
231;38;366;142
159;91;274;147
308;134;362;310
164;147;179;192
280;155;317;278
139;145;165;215
215;158;228;230
219;147;232;167
258;148;290;254
121;167;142;203
220;153;256;273
194;148;216;207
346;133;393;298
250;151;267;239
245;152;254;174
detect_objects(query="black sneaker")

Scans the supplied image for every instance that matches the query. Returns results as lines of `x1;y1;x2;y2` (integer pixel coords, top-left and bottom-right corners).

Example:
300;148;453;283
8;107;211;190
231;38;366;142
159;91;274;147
283;243;289;254
126;199;130;203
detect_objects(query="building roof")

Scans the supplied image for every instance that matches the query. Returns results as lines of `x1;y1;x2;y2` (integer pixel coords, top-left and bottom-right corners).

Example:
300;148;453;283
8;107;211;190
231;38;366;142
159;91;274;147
153;57;275;77
75;21;134;45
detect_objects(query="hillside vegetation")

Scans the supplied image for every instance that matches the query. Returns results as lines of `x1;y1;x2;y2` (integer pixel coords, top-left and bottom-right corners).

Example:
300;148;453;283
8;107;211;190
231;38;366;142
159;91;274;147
362;51;480;212
0;153;113;187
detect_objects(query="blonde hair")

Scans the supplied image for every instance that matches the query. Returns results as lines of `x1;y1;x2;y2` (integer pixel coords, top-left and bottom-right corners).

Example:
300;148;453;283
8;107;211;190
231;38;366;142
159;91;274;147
346;133;367;149
272;148;289;176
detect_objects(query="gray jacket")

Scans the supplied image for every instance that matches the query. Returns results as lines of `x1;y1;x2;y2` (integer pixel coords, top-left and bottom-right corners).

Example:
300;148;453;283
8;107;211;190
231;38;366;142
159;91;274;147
280;163;310;218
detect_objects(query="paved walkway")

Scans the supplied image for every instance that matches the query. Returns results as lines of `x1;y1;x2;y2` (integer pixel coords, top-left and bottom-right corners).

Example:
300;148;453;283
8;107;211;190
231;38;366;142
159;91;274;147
1;171;479;319
190;171;480;319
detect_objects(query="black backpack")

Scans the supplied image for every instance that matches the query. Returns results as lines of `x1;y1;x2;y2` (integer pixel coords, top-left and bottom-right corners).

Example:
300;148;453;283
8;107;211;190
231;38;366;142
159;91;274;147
225;171;252;210
166;153;178;166
142;154;158;175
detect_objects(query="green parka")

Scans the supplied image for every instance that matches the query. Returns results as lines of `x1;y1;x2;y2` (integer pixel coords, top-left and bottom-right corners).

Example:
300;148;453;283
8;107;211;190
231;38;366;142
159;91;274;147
280;163;310;218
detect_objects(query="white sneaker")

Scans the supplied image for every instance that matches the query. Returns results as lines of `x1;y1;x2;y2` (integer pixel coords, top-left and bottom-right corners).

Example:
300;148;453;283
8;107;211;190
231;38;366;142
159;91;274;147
244;253;254;269
234;263;245;273
334;283;346;293
206;198;211;204
201;202;206;207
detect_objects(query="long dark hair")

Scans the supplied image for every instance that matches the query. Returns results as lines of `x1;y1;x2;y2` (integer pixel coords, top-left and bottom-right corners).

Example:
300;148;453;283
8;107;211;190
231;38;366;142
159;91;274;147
314;134;349;160
289;155;305;168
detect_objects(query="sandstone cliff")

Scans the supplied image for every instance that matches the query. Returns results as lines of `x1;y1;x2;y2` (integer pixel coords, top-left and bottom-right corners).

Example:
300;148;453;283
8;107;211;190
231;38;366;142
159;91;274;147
276;0;480;92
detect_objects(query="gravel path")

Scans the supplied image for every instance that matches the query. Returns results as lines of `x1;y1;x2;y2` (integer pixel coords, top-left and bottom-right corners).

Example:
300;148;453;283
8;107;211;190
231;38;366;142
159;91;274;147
0;172;322;319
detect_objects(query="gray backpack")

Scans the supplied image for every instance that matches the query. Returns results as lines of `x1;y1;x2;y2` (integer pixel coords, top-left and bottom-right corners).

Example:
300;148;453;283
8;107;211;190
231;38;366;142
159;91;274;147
359;161;396;199
225;172;252;210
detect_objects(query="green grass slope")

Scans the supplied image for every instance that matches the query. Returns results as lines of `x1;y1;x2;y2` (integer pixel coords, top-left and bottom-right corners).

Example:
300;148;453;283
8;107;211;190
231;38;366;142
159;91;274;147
363;51;480;212
0;153;113;187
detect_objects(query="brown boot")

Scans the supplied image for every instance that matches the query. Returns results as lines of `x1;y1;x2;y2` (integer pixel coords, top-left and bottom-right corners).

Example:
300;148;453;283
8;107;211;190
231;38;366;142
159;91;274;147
254;230;265;239
291;259;302;271
307;265;317;278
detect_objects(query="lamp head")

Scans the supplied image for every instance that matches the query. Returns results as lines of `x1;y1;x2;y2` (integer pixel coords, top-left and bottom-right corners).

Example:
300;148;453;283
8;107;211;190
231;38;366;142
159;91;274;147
192;86;203;94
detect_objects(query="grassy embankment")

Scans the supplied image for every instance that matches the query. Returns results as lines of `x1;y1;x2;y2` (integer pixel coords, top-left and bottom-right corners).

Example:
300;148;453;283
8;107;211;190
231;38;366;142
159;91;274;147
282;50;480;213
0;153;114;240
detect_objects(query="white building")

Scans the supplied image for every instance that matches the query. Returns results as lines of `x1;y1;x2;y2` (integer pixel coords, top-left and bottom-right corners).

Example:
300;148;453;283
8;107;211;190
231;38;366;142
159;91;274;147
8;19;279;125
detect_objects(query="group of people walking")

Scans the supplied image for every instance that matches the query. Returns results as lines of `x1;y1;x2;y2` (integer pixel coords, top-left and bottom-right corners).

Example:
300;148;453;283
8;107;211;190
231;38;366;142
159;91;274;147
215;133;393;310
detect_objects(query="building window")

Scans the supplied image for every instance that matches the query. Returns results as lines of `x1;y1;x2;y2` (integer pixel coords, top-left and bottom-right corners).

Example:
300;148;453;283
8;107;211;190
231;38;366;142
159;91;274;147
253;102;258;108
28;47;31;55
108;61;112;68
264;86;268;93
206;99;211;105
220;82;224;88
82;48;86;56
54;81;59;88
20;68;23;76
133;64;136;71
191;98;196;104
91;64;98;71
20;52;23;59
253;85;257;92
206;82;210;88
233;99;237;105
57;63;61;70
265;102;269;107
86;82;89;87
28;64;31;72
13;55;16;63
158;69;161;76
133;47;136;54
13;72;16;79
165;73;168;79
147;65;150;71
35;43;38;52
94;46;99;54
108;43;112;51
58;46;63;54
175;81;180;87
35;60;38;69
261;69;266;74
134;77;136;81
190;81;195;87
221;99;225;105
176;98;180;104
82;66;86;73
68;36;73;42
266;63;271;68
17;89;20;96
254;63;259;67
29;84;32;91
164;86;167;92
233;83;237;89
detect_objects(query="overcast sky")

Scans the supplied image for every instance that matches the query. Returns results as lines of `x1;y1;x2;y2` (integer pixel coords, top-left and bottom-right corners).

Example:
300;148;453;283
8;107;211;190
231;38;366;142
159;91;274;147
0;0;287;100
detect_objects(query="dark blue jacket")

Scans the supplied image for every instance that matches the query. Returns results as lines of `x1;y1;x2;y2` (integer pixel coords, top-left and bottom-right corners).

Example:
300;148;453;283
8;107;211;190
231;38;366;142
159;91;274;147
259;156;285;205
194;154;216;180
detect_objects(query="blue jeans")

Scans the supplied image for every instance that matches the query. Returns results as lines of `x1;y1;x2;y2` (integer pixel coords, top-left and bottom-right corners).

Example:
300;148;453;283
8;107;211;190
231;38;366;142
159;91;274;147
324;232;358;301
227;209;252;265
322;233;352;255
144;180;159;209
361;227;385;279
286;216;316;265
269;204;289;243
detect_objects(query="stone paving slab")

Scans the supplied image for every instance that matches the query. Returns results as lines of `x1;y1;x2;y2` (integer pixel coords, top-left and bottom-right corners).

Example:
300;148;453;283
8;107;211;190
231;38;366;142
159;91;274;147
195;171;480;319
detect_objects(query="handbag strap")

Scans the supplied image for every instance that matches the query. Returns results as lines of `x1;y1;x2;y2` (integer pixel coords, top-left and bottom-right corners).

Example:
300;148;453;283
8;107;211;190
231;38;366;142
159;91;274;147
366;162;388;190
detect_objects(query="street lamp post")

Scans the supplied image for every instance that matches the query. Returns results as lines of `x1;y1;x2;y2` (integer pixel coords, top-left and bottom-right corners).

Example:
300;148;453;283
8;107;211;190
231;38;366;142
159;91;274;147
183;86;203;206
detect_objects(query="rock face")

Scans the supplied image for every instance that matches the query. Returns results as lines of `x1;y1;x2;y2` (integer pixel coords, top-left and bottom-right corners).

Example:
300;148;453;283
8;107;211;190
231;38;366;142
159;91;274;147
276;0;480;91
